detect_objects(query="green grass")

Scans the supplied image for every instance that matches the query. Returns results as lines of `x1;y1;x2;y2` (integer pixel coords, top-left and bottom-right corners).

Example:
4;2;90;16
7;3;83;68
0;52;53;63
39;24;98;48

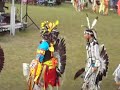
0;3;120;90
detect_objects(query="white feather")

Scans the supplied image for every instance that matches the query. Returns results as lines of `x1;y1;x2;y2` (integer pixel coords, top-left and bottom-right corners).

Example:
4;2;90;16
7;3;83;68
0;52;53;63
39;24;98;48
86;16;90;29
91;17;98;29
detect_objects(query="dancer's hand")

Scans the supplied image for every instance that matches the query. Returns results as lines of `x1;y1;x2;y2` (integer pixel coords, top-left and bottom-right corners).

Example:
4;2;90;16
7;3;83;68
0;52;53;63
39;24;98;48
92;67;98;72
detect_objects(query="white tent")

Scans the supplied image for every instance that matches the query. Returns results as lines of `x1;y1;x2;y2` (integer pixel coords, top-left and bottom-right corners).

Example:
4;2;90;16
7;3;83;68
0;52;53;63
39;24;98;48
0;0;24;36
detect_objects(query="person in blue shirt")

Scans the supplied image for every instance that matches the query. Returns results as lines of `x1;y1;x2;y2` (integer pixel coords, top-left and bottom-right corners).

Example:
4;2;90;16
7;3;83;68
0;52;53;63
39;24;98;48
28;21;66;90
35;21;60;89
36;28;59;63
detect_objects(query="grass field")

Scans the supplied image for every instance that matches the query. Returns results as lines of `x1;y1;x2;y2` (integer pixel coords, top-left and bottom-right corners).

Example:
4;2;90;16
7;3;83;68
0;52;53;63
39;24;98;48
0;3;120;90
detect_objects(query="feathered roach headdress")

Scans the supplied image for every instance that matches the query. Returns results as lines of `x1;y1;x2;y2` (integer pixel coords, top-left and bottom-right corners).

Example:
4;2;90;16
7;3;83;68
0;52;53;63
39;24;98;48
83;14;98;39
40;20;60;42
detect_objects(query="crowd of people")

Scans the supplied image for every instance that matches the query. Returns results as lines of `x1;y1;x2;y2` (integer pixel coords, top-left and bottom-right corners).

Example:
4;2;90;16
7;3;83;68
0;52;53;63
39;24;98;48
1;0;120;15
72;0;120;15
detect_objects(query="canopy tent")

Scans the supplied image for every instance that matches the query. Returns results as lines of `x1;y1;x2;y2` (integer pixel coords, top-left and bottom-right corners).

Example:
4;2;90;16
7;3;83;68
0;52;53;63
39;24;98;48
0;0;25;36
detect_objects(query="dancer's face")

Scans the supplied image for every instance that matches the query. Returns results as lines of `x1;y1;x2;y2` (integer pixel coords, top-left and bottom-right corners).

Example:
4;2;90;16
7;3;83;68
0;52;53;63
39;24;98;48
84;34;91;41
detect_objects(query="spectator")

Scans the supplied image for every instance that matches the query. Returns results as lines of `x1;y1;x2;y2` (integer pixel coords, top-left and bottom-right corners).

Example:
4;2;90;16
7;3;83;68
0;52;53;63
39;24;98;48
0;0;8;13
0;0;8;23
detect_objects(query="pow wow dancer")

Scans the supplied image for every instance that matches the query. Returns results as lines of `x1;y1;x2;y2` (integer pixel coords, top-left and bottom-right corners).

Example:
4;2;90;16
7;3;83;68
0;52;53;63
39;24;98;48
73;0;87;12
113;64;120;90
0;46;4;73
89;0;100;13
27;20;66;90
74;14;109;90
117;0;120;16
99;0;109;15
